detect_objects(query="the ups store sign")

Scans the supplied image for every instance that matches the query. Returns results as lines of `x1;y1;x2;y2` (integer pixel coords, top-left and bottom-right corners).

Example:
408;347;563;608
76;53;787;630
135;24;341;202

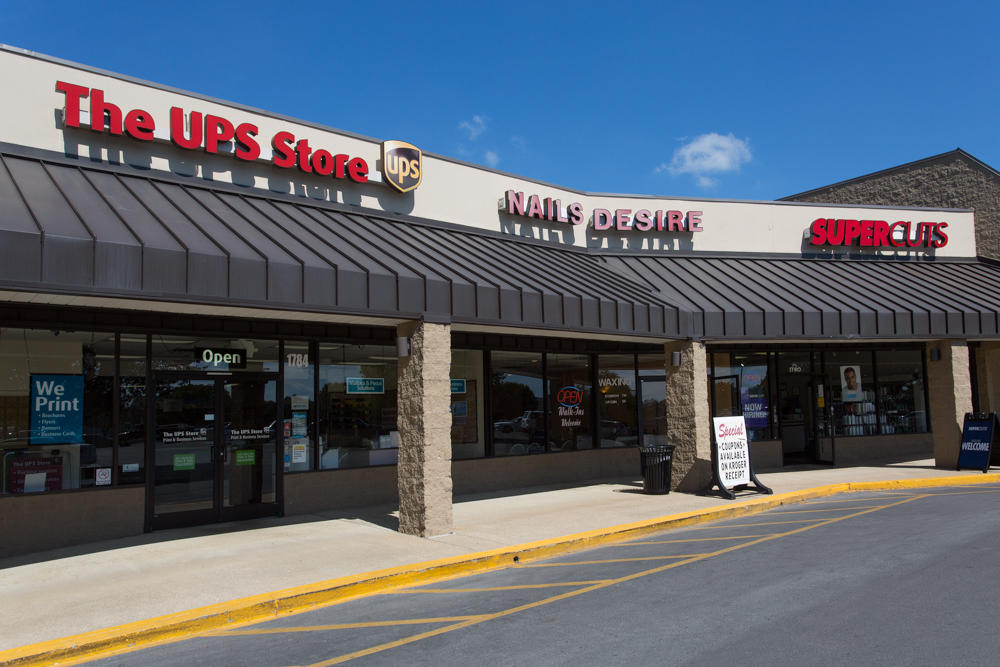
381;140;422;193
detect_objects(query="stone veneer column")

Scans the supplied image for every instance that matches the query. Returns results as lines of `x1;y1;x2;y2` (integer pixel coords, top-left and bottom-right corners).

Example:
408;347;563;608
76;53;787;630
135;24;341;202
926;341;973;468
396;320;453;536
973;342;1000;414
664;340;712;490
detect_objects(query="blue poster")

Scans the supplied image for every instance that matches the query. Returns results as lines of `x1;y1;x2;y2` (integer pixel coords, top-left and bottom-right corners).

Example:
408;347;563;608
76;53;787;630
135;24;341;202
346;377;385;394
740;370;768;429
30;374;84;445
451;379;467;394
957;414;996;471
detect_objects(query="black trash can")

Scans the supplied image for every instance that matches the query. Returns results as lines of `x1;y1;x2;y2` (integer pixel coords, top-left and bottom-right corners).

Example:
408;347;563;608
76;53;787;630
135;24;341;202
639;445;675;494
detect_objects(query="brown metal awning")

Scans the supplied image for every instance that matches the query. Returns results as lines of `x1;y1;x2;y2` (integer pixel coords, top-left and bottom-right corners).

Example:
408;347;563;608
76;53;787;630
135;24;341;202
0;145;682;338
601;254;1000;340
4;143;1000;342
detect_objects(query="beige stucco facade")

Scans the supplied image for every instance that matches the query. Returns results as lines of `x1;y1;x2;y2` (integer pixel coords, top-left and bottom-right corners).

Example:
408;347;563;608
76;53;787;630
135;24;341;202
0;47;977;259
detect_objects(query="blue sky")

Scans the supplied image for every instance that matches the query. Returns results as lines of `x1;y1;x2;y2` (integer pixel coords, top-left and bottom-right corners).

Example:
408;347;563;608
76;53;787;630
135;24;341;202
2;1;997;200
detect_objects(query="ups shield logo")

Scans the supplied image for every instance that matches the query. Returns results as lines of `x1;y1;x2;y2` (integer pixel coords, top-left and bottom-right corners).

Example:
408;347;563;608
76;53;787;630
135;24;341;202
381;140;422;193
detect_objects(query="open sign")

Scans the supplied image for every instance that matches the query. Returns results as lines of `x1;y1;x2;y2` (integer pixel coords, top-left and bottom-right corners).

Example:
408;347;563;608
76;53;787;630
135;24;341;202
557;386;583;407
194;347;247;369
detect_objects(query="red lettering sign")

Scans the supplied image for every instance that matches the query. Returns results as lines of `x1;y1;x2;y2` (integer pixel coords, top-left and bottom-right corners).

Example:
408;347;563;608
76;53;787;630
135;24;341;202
717;423;744;438
556;386;583;407
57;82;369;184
809;218;948;249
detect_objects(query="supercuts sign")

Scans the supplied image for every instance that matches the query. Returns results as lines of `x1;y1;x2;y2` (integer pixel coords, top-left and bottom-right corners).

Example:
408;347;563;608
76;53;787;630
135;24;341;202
56;82;420;192
503;190;704;233
808;218;948;249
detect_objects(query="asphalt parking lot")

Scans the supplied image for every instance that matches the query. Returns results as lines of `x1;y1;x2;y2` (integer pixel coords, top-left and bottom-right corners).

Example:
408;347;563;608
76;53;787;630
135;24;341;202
81;484;1000;666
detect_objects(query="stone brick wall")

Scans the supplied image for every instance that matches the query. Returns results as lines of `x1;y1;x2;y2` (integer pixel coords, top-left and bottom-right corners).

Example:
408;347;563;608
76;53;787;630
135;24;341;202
396;320;453;536
926;340;973;467
786;153;1000;260
664;340;712;491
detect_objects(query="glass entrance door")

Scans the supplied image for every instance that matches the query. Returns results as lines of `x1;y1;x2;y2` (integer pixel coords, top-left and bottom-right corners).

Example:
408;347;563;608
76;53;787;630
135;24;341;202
777;352;834;465
151;374;278;529
221;377;277;514
813;370;835;465
777;352;816;465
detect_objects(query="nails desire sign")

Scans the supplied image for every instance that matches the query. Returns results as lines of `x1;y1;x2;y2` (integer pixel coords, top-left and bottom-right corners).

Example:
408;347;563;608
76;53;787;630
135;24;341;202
55;82;420;191
502;190;704;233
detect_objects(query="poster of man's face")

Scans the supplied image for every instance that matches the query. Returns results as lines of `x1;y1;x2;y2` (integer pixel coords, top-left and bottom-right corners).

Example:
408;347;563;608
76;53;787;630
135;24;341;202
841;365;862;402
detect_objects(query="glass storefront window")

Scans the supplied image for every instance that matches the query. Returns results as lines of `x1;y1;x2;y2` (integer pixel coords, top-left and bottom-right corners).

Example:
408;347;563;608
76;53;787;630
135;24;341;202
826;350;875;437
546;354;592;451
638;354;668;446
712;346;929;447
318;344;398;469
1;329;115;494
736;353;771;442
875;350;927;434
711;352;740;419
118;334;147;485
490;351;544;456
151;336;279;372
283;342;315;472
598;354;638;448
451;349;485;460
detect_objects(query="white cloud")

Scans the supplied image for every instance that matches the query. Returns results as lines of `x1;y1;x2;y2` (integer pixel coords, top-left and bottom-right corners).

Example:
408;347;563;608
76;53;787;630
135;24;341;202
458;114;488;140
657;132;751;187
485;150;500;167
510;135;527;151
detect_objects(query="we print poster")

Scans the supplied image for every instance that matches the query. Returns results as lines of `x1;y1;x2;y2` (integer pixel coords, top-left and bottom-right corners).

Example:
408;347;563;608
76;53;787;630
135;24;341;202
29;374;83;445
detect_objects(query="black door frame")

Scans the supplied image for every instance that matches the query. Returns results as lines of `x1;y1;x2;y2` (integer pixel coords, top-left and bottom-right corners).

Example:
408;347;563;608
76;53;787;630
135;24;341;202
146;370;281;531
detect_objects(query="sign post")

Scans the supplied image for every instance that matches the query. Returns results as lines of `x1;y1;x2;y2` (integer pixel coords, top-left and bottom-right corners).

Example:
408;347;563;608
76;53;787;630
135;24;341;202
707;415;772;500
956;412;1000;473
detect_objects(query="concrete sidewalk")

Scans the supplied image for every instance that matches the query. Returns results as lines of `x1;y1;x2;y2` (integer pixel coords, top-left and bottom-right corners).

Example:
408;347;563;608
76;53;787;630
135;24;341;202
0;460;991;655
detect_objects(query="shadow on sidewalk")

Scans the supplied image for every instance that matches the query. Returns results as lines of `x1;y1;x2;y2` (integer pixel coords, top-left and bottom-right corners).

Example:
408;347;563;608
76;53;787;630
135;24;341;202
0;477;646;571
0;505;400;570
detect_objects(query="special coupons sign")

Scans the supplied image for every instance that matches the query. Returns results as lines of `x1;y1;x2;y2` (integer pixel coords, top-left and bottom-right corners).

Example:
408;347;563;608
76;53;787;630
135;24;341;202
713;416;750;488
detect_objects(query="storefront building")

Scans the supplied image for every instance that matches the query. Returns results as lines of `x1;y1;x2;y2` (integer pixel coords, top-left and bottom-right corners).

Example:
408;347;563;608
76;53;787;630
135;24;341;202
1;45;999;557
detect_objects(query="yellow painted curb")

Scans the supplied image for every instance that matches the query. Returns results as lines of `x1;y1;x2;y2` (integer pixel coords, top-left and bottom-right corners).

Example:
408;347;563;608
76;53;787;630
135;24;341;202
2;473;998;666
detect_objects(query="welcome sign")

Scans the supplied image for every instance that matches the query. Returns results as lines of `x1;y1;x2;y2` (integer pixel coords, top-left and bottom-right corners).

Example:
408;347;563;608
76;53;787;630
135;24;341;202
957;413;999;472
29;374;84;445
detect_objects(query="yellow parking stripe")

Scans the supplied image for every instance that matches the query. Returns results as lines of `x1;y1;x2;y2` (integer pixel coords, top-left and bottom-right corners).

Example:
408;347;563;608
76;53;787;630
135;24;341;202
910;488;1000;496
685;518;825;529
210;616;486;636
388;581;611;594
519;554;709;567
800;496;915;504
766;505;881;514
302;494;926;666
618;534;776;545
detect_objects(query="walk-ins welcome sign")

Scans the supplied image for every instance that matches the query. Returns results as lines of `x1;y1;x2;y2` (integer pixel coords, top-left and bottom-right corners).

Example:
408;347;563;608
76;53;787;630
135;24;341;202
956;413;1000;472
